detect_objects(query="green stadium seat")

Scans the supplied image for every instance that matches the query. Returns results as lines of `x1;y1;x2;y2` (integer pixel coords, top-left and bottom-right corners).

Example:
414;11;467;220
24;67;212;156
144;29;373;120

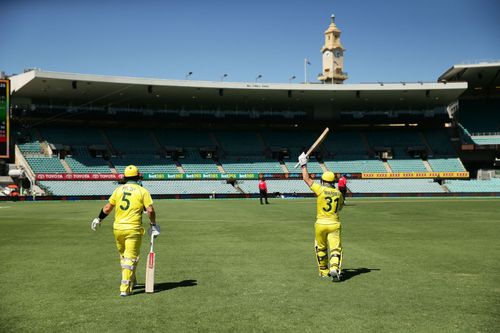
26;157;66;174
444;179;500;192
388;159;427;172
348;179;445;193
427;158;465;172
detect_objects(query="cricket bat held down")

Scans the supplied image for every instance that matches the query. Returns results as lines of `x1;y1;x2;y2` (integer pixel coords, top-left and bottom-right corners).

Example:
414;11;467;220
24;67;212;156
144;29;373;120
145;233;155;293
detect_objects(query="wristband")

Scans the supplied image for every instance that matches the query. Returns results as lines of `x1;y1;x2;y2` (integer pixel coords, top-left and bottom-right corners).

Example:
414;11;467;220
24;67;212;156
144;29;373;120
98;209;108;220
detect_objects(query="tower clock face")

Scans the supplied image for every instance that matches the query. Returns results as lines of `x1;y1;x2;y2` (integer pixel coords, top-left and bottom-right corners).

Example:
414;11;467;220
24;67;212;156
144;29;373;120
324;51;331;57
334;49;342;57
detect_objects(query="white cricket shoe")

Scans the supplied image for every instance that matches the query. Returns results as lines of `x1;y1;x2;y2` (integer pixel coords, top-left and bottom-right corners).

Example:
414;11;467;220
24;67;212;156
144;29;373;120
120;292;131;297
330;268;341;282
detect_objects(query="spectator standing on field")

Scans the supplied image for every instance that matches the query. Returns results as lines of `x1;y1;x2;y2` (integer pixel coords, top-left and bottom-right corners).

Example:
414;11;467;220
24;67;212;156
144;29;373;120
258;177;269;204
338;174;347;202
298;153;344;282
90;165;160;297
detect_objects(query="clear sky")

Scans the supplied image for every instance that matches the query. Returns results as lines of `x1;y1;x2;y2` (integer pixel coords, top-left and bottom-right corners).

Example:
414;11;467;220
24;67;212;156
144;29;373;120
1;0;499;83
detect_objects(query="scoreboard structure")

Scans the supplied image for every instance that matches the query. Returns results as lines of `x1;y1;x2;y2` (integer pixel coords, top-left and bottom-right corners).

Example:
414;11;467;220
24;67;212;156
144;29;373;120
0;79;9;158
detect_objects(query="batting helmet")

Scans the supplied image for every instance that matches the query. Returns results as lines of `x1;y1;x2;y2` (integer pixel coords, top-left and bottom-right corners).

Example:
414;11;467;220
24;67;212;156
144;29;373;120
124;165;140;177
321;171;335;183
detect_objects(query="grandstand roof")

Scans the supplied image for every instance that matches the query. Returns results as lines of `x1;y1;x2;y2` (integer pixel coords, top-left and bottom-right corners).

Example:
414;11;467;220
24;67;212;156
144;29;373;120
438;62;500;98
10;70;467;110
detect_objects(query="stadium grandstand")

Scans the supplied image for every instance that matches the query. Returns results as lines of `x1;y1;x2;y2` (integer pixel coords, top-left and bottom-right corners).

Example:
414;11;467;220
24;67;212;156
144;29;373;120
1;60;499;199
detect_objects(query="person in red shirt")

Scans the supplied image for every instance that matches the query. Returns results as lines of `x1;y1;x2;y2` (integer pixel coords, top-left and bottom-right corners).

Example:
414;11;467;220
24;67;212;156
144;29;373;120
258;178;269;205
337;174;348;202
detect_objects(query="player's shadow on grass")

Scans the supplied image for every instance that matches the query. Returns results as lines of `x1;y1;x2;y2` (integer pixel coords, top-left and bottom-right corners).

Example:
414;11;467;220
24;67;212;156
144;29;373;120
340;268;379;282
133;279;198;295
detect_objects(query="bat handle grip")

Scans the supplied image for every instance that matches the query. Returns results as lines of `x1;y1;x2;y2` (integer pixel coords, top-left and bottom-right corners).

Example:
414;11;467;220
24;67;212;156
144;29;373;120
150;233;155;251
294;152;310;169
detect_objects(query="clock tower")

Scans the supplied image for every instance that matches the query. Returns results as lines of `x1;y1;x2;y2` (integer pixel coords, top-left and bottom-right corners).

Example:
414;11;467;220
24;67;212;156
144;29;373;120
318;15;348;84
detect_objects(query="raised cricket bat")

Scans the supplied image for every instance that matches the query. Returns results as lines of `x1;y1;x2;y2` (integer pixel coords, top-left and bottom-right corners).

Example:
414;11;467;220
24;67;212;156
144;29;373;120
145;233;155;293
294;127;330;168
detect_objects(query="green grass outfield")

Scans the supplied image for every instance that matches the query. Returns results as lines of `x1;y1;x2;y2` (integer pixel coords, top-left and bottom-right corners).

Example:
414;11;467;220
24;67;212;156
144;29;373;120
1;198;499;333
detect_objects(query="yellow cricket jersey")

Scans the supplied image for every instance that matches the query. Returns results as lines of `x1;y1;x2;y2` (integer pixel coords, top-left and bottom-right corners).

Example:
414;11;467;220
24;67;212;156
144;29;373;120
108;182;153;230
310;183;343;224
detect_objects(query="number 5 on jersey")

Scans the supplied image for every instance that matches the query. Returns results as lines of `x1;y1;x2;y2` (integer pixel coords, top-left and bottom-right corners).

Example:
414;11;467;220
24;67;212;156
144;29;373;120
120;192;131;210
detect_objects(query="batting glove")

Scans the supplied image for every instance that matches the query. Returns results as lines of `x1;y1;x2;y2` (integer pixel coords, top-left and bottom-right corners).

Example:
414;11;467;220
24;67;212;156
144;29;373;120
91;218;101;231
298;152;309;167
150;224;161;238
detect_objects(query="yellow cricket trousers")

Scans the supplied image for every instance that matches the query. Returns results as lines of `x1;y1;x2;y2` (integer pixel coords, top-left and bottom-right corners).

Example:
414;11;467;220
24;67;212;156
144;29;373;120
314;220;342;277
113;228;144;293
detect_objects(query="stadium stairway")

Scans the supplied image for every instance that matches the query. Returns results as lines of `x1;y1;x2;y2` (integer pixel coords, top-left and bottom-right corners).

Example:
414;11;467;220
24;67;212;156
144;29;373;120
60;159;72;173
422;160;433;172
383;161;392;172
458;158;467;171
233;183;245;194
215;161;225;173
174;160;185;173
441;183;451;193
280;161;289;173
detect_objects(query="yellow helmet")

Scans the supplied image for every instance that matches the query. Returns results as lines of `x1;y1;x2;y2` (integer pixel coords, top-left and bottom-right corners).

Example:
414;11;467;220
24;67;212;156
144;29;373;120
124;165;139;177
321;171;335;183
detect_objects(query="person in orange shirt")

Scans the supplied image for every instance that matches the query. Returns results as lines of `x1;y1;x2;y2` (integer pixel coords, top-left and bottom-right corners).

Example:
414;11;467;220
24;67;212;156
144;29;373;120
258;177;270;205
338;174;348;203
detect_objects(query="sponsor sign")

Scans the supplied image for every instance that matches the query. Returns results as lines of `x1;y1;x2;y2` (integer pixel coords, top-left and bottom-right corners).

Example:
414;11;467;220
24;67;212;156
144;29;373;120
144;173;261;180
362;172;469;179
36;173;123;180
34;172;433;181
0;79;9;158
36;173;302;180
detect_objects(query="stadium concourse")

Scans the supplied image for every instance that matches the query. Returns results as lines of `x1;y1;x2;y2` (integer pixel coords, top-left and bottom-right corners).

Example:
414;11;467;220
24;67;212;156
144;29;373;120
1;62;499;199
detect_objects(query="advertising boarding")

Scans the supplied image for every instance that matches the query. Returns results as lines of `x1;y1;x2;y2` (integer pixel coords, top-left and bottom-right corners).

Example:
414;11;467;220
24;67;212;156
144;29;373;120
0;79;9;158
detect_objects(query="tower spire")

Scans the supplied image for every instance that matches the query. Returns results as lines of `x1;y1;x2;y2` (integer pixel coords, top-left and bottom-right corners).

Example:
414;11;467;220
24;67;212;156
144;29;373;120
318;15;348;84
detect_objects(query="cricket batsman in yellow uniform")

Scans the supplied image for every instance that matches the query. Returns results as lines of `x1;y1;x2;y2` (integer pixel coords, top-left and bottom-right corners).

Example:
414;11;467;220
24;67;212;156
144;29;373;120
298;153;344;281
90;165;160;296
